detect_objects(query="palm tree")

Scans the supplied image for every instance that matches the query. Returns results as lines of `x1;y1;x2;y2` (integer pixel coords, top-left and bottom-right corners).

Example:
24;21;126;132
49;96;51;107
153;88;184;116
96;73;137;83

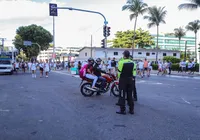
174;27;186;51
186;20;200;60
122;0;148;56
178;0;200;10
144;6;167;62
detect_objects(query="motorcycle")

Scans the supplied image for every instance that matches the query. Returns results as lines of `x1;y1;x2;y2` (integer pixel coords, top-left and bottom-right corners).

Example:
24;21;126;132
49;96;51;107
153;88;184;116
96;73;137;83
80;73;119;97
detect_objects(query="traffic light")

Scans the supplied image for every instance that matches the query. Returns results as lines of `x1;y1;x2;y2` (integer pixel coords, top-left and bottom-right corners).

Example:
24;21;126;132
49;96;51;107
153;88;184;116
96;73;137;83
107;26;111;37
103;26;107;37
103;26;111;37
101;39;105;48
198;47;200;52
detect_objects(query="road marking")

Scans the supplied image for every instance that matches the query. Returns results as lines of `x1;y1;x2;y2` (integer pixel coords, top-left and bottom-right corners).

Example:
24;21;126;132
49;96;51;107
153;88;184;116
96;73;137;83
0;109;10;112
181;97;191;104
53;71;80;78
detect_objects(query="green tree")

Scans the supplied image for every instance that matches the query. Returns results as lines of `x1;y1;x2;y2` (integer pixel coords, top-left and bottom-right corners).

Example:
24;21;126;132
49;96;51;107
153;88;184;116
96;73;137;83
122;0;148;56
144;6;167;62
110;28;154;48
13;24;53;59
174;27;186;50
178;0;200;10
185;20;200;60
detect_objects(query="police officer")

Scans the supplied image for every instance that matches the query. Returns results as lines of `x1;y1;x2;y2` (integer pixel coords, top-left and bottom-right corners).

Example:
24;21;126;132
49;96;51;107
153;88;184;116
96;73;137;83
129;55;138;101
116;50;134;115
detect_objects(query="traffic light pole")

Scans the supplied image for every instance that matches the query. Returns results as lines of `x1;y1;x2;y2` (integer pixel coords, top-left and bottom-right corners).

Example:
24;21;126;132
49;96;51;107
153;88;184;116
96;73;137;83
53;6;108;62
53;16;56;63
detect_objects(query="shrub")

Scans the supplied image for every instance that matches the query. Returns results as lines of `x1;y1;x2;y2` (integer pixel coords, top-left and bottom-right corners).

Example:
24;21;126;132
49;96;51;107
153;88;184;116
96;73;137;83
152;64;199;72
152;64;158;70
163;56;180;63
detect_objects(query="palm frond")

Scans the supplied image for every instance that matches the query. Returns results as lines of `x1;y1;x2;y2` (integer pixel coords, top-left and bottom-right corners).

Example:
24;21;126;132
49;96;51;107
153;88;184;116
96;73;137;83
130;13;137;20
122;0;148;20
178;3;198;10
147;23;156;28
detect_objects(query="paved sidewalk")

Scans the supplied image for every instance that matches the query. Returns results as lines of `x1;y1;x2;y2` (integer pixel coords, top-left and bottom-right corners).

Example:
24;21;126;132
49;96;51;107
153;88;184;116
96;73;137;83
150;70;200;77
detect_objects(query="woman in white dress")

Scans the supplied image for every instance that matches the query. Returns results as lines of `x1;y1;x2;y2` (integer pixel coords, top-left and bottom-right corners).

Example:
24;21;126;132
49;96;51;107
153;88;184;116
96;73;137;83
39;60;44;78
31;61;37;78
44;59;50;78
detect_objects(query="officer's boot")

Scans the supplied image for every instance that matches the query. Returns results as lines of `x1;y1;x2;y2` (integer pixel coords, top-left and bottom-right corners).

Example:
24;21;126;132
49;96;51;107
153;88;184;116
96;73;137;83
116;106;126;115
129;105;134;114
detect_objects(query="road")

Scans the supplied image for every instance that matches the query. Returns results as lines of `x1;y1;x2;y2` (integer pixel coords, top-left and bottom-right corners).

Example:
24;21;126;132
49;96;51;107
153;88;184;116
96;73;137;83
0;71;200;140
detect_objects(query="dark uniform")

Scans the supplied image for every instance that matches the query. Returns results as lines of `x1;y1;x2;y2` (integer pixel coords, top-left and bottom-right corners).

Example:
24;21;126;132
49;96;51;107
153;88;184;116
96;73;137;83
129;55;138;101
116;50;134;115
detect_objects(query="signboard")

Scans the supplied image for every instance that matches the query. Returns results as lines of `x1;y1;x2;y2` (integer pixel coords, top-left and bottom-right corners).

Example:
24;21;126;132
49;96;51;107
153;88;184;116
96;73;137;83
49;3;58;16
0;52;12;59
23;41;32;46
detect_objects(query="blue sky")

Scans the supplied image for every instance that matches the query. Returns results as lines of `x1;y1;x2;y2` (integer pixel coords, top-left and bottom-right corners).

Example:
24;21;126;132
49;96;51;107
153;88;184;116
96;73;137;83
0;0;200;47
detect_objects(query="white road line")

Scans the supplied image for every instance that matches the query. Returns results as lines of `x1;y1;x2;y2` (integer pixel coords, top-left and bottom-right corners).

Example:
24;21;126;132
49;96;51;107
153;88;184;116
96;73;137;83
181;97;191;105
0;109;10;112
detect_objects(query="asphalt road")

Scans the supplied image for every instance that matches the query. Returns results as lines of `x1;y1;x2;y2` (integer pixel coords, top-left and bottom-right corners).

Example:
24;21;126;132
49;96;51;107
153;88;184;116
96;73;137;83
0;71;200;140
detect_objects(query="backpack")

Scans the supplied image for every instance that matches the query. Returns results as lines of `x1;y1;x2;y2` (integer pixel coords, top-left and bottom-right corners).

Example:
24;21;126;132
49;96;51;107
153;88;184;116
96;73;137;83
79;64;88;78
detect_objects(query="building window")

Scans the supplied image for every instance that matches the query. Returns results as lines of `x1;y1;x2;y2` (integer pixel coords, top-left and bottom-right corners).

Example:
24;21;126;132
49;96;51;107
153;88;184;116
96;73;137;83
173;53;176;56
146;52;150;56
114;52;118;56
138;52;142;55
152;53;155;55
163;53;167;56
85;52;87;56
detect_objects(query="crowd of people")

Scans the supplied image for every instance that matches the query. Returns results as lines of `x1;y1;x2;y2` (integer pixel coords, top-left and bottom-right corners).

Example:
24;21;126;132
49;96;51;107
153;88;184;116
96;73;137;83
12;60;53;78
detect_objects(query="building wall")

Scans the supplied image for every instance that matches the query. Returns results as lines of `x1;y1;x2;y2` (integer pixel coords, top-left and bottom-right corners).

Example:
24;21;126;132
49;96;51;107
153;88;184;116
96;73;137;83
38;47;81;61
152;34;195;53
78;47;180;61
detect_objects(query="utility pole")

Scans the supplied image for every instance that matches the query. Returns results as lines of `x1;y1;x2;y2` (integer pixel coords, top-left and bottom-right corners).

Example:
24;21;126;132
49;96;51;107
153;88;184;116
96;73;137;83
90;35;93;57
0;38;6;53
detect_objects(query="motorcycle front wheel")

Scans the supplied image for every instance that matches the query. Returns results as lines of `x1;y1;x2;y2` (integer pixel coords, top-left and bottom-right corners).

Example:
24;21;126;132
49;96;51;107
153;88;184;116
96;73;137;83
80;82;95;97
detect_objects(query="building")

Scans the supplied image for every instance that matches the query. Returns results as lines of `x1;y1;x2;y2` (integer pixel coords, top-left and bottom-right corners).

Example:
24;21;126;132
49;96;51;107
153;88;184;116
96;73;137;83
37;47;82;61
151;34;195;54
78;47;180;61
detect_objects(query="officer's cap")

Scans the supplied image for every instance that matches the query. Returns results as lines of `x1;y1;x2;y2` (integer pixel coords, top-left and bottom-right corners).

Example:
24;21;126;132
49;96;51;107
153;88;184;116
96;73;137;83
123;50;130;58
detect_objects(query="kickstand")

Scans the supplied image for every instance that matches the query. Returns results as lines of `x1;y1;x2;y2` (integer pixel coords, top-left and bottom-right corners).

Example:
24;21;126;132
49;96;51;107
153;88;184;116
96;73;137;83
79;80;83;87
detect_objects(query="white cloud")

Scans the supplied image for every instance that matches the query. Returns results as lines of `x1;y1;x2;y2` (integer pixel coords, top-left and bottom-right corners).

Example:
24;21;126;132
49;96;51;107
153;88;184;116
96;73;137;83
0;0;200;48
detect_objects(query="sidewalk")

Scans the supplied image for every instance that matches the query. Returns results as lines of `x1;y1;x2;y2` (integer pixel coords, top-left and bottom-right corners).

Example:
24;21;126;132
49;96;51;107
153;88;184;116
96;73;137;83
150;70;200;77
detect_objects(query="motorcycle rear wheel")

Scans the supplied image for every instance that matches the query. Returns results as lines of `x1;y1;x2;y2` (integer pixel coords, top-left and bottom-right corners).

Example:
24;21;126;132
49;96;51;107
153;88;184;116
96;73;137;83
80;82;95;97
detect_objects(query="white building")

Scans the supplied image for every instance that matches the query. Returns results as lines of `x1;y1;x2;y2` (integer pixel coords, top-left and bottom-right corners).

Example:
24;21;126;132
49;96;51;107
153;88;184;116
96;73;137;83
37;47;81;61
78;47;180;61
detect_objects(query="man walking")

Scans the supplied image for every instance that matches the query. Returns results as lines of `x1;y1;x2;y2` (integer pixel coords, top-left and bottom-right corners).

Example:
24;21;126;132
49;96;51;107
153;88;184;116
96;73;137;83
116;50;134;115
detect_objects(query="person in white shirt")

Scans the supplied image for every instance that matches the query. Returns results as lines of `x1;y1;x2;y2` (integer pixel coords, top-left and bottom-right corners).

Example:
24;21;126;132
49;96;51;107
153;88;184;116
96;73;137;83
44;60;50;78
181;60;187;73
137;60;144;78
39;60;44;78
31;61;37;78
107;57;112;73
15;61;19;73
157;62;163;75
148;61;153;76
